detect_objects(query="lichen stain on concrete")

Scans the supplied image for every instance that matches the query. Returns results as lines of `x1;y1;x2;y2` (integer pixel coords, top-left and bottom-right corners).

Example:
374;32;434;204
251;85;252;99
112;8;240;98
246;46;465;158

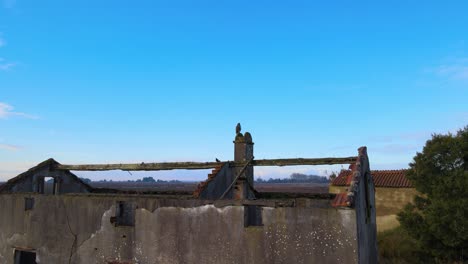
135;205;243;264
0;195;361;263
73;207;121;263
262;207;358;264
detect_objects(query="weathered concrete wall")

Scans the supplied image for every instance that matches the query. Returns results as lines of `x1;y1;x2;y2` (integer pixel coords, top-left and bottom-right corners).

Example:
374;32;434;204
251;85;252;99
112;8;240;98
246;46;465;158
1;162;90;194
329;185;417;232
0;194;358;264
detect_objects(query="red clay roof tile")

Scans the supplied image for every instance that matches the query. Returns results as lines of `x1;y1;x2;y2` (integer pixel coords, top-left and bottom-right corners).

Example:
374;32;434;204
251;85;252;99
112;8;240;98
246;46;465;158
331;169;412;188
331;193;350;207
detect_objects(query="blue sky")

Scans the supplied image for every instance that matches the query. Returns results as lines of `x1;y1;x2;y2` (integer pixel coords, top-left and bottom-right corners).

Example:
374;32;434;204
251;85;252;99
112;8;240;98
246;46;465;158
0;0;467;181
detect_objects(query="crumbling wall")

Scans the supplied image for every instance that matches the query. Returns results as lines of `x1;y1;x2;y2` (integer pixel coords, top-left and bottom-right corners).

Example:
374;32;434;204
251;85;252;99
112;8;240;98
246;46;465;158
6;169;90;194
196;164;234;199
0;194;358;264
0;159;91;194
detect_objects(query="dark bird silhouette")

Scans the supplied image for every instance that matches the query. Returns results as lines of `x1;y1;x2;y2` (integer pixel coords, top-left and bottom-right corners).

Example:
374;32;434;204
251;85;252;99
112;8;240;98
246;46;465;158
215;158;221;162
236;123;241;134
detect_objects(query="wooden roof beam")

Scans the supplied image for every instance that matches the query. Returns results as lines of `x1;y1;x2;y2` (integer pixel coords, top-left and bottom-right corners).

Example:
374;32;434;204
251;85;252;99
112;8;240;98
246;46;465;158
55;157;357;171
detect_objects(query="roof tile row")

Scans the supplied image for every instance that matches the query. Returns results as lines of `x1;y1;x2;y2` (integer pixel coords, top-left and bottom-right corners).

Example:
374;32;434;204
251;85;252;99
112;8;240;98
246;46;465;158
332;169;412;188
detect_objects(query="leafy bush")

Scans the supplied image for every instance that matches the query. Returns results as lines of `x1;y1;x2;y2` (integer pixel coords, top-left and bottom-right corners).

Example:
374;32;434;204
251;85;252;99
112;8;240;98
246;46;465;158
398;126;468;263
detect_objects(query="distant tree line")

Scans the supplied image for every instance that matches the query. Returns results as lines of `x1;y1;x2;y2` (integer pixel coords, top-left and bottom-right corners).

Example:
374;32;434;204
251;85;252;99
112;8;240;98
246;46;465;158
79;176;182;183
255;173;329;183
80;173;330;184
79;177;92;183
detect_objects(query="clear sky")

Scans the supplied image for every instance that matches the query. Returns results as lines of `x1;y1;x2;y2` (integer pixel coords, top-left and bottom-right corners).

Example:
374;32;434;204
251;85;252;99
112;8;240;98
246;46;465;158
0;0;467;181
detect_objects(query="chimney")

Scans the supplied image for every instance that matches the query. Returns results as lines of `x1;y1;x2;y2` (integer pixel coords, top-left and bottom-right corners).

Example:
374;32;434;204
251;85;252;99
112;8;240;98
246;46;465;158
233;123;255;199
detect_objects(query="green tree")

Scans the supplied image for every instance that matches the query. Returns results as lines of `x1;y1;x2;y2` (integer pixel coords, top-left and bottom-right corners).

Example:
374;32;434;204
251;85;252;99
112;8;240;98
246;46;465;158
141;176;156;183
79;177;92;184
398;126;468;263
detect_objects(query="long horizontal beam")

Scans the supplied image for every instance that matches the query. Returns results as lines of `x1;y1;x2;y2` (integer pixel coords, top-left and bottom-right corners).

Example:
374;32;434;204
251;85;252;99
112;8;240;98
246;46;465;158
56;157;357;171
250;157;357;167
56;161;222;171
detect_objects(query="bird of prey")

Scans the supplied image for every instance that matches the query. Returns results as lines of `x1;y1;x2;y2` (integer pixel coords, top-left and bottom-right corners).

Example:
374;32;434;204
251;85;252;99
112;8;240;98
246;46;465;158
215;158;221;162
236;123;241;134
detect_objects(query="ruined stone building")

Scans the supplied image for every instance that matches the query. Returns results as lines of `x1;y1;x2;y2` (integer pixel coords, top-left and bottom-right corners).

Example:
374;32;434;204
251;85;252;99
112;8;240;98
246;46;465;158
330;169;416;232
0;125;378;264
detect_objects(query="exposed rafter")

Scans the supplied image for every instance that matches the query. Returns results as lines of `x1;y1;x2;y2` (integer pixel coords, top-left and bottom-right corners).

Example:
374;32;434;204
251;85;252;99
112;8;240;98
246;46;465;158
55;157;357;171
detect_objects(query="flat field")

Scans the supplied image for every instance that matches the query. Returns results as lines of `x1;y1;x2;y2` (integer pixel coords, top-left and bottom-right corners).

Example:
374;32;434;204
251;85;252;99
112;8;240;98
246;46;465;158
90;182;329;194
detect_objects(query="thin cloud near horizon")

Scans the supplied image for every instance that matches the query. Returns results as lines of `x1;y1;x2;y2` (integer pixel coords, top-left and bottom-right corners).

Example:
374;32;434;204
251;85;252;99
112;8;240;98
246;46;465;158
432;57;468;81
0;102;39;119
0;62;16;71
0;34;18;71
0;143;21;151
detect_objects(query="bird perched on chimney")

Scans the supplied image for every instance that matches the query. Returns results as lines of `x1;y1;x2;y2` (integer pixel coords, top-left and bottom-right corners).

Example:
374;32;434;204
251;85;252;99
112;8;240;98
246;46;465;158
236;123;241;134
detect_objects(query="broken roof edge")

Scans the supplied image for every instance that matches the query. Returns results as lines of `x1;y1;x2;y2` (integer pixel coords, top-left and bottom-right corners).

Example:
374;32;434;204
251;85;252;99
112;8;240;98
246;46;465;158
0;158;58;192
331;146;370;208
193;163;227;198
0;158;94;193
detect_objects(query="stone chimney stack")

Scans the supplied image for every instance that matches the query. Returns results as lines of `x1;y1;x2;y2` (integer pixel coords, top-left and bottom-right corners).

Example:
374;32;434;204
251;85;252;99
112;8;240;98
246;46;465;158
233;123;255;199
